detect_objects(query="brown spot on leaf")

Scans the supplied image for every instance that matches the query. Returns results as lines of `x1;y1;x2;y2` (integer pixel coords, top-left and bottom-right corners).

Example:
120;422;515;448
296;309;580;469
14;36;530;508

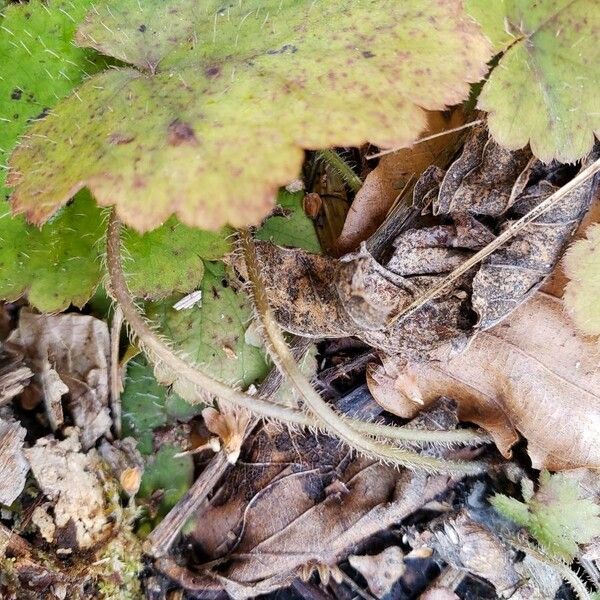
109;132;135;145
167;119;198;146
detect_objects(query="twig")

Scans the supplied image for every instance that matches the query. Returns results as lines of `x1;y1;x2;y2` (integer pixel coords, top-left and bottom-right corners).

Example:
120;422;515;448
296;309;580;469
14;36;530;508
366;119;484;160
387;157;600;327
110;305;124;437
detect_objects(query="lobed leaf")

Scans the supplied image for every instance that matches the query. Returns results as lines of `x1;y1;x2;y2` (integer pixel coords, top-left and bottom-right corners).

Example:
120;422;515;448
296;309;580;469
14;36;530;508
8;0;490;231
122;218;231;299
121;356;203;455
0;191;104;312
138;444;194;516
492;470;600;561
467;0;600;162
148;261;270;394
256;189;321;253
0;0;107;199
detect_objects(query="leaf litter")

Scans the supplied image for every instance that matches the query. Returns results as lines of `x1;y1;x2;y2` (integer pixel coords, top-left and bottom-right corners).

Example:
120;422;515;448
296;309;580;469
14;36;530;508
1;2;599;594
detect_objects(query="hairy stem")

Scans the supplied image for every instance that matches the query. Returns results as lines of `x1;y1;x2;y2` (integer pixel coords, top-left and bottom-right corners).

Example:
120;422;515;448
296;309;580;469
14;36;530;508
317;149;363;193
239;227;486;474
105;211;489;450
509;538;594;600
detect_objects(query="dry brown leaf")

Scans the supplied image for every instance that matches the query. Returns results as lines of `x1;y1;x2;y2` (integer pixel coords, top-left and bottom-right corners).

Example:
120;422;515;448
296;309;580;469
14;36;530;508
8;311;111;449
185;403;463;599
348;546;406;598
408;511;520;596
336;110;466;254
368;293;600;471
0;418;29;506
248;136;597;360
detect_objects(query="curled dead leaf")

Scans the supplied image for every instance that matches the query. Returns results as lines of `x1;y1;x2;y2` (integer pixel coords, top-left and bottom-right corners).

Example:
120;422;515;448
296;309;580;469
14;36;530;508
336;110;466;254
368;293;600;471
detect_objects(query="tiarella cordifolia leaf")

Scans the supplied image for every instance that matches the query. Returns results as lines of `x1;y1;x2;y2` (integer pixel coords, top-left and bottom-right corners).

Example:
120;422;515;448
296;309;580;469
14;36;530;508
7;0;490;231
492;470;600;561
122;219;231;299
138;445;194;517
147;261;270;397
563;223;600;336
256;189;321;253
0;191;104;312
467;0;600;162
0;0;107;199
121;356;203;455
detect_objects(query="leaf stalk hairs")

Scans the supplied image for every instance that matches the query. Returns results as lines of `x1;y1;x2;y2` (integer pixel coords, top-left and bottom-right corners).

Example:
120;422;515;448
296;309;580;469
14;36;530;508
106;209;488;472
237;227;486;474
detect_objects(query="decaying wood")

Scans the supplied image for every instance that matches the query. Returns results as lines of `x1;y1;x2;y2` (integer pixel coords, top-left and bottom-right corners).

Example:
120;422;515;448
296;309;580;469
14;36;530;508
0;419;29;506
7;311;111;449
0;348;32;406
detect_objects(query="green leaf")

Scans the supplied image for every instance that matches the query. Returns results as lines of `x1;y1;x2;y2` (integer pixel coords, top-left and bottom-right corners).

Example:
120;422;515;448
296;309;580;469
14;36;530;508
0;0;107;199
0;191;105;312
564;224;600;336
122;218;231;299
8;0;490;231
121;355;204;454
492;470;600;561
256;189;321;253
490;493;531;528
467;0;600;162
148;261;269;395
138;445;194;516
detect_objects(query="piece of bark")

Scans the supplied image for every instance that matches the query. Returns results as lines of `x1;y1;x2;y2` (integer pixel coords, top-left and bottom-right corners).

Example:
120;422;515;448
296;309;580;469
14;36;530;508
367;293;600;471
0;418;29;505
0;348;32;406
8;311;111;449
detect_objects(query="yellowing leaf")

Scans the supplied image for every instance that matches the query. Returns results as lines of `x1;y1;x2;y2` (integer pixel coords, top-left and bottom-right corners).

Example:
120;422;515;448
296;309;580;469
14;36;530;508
0;0;107;199
8;0;490;231
467;0;600;162
564;223;600;335
492;470;600;561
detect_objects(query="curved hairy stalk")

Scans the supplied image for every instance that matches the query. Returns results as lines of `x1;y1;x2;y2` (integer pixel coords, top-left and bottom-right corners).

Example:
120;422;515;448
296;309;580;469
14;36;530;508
509;537;594;600
106;211;310;427
105;211;489;452
238;227;486;474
